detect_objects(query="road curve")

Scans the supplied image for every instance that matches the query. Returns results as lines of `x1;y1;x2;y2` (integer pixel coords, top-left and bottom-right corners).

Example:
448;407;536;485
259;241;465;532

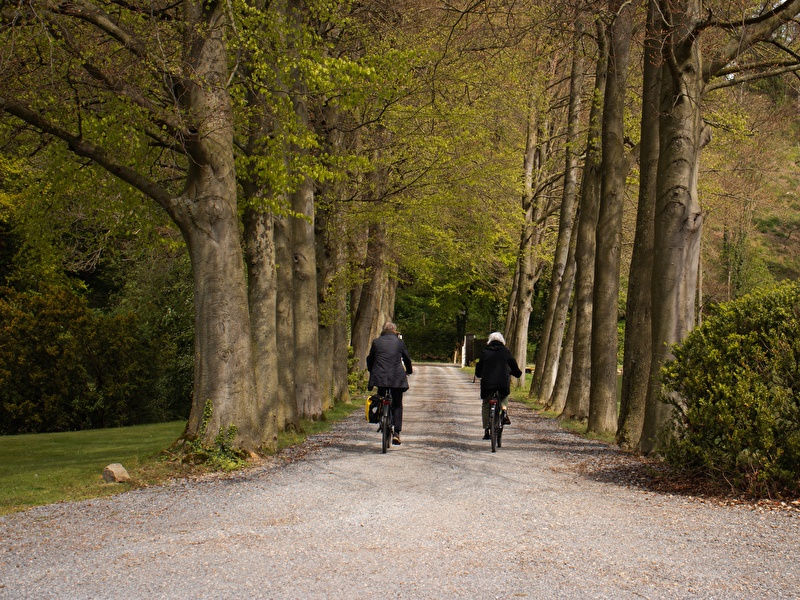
1;363;798;599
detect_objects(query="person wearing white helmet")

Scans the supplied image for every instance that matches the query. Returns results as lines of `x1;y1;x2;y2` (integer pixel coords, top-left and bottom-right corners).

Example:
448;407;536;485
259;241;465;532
474;332;522;440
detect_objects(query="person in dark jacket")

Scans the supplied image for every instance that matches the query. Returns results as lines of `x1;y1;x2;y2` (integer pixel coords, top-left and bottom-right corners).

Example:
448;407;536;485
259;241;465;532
367;321;413;445
475;332;522;440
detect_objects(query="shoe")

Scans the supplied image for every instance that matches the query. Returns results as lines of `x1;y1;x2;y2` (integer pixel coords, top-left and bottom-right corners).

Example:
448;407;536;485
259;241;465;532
483;429;491;440
392;433;401;445
502;411;511;425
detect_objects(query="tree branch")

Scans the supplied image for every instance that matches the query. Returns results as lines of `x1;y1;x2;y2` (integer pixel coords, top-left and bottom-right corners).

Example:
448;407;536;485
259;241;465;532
706;63;800;92
704;0;800;79
0;97;176;213
46;0;149;59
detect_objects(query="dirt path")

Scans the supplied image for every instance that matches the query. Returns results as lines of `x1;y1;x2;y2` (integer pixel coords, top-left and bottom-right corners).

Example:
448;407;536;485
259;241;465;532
1;364;798;599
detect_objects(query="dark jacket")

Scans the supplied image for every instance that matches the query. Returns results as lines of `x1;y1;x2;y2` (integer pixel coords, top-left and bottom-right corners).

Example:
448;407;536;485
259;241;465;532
367;332;413;391
475;340;523;399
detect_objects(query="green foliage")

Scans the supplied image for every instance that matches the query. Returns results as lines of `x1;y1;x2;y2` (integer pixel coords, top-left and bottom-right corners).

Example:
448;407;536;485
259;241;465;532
183;400;247;471
0;283;187;434
347;345;367;397
660;281;800;497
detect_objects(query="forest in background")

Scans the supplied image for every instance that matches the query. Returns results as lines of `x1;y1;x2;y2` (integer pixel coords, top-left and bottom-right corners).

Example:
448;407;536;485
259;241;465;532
0;0;799;467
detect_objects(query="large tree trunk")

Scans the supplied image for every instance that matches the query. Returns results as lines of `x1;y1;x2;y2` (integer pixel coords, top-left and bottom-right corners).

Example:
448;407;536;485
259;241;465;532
331;209;352;404
588;1;634;433
640;0;707;452
561;25;607;422
588;0;636;436
532;47;585;403
181;184;259;449
286;0;321;420
639;0;800;453
548;292;577;414
316;202;335;411
351;221;390;372
274;212;298;430
543;226;578;410
290;177;321;419
616;0;662;450
505;99;548;384
243;207;280;451
147;0;263;450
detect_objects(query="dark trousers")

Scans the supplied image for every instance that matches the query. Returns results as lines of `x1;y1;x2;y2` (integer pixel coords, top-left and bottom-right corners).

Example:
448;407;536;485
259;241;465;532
377;387;404;432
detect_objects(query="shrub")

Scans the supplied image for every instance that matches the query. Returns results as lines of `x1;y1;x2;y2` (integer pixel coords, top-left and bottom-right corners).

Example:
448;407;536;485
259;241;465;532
0;284;186;434
660;281;800;497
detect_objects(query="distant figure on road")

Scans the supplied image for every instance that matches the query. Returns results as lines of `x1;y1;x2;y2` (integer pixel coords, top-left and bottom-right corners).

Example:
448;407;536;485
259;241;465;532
367;321;413;446
475;332;522;440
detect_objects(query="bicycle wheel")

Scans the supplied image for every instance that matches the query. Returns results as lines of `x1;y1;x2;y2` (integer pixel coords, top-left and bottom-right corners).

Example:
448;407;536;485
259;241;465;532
381;402;391;453
490;405;498;452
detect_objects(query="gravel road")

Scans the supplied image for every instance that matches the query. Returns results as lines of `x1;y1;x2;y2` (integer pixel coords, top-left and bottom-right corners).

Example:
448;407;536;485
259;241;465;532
1;364;798;599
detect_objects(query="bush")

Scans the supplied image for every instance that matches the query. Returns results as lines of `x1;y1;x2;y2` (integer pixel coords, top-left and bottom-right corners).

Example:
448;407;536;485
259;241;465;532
0;284;187;434
661;281;800;497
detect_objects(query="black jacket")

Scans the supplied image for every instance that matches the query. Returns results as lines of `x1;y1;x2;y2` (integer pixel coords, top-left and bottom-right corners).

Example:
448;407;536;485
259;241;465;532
366;332;413;391
475;340;522;399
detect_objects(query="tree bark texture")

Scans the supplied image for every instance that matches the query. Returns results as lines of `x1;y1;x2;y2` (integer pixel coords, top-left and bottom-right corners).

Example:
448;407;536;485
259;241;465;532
505;99;548;384
533;47;585;404
274;212;298;430
331;209;352;404
640;0;707;453
543;226;578;410
351;221;390;373
588;0;636;436
243;207;280;451
548;295;577;415
316;203;335;411
290;176;322;419
561;24;607;422
617;0;662;450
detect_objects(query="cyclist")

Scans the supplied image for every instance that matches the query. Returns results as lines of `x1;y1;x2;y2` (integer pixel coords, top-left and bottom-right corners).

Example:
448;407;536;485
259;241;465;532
367;321;413;445
475;332;522;440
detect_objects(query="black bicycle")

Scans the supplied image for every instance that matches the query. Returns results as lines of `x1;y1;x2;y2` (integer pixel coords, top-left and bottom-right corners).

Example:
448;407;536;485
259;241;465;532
378;388;394;454
488;391;504;452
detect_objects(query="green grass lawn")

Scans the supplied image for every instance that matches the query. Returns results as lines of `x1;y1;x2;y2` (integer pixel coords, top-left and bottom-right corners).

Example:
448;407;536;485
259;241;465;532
0;398;365;517
0;421;186;516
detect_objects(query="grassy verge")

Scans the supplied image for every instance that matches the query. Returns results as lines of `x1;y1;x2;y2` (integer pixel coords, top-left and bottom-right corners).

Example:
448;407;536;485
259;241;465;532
0;399;364;517
0;421;187;516
273;398;364;452
510;384;616;444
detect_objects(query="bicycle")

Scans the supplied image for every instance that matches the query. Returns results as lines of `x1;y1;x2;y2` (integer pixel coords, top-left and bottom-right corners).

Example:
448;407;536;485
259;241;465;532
487;391;504;452
378;388;394;454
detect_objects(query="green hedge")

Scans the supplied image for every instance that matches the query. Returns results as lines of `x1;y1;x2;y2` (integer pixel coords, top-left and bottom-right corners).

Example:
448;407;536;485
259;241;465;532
0;284;189;434
661;281;800;497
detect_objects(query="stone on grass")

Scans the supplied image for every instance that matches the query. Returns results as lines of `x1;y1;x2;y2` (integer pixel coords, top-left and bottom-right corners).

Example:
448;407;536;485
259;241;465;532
103;463;131;483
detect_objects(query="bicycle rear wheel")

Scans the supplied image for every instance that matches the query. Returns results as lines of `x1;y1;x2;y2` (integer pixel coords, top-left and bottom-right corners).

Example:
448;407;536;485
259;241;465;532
490;406;498;452
381;403;392;453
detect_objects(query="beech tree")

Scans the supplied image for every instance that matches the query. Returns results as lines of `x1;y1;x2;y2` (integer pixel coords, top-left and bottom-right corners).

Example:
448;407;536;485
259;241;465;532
561;23;607;421
616;0;662;450
588;0;639;435
0;0;368;450
640;0;800;452
531;33;586;406
0;0;269;449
